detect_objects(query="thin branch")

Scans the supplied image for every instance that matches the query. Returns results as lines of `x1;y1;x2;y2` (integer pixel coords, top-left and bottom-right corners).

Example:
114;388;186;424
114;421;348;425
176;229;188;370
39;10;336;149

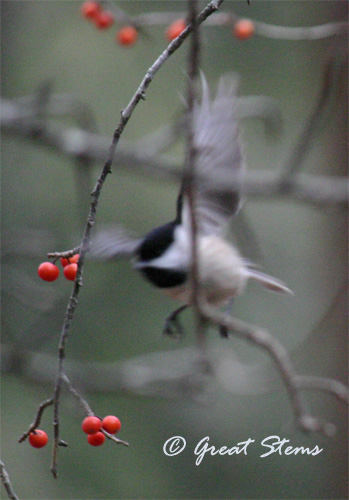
18;398;54;443
101;429;129;448
49;0;225;478
47;247;81;262
201;304;337;436
61;374;94;416
184;0;206;352
0;460;20;500
279;48;347;186
255;19;348;40
2;342;348;406
2;97;347;206
295;376;349;405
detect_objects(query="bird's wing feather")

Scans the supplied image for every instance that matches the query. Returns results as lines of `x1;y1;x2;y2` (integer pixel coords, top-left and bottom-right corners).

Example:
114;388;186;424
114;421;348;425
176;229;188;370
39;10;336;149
89;227;142;260
181;74;245;235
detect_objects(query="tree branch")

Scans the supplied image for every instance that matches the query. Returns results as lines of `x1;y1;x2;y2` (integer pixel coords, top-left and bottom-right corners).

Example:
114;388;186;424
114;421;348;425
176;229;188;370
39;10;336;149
200;303;340;436
0;460;20;500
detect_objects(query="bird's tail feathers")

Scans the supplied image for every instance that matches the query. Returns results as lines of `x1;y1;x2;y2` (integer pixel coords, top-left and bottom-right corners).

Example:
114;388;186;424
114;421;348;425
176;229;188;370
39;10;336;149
247;269;294;295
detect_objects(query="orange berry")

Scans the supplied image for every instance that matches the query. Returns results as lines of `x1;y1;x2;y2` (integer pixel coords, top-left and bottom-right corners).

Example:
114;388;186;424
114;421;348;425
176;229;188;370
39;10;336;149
60;254;80;267
80;1;101;20
102;415;121;434
38;262;60;282
87;431;105;446
63;263;78;281
233;19;255;40
82;416;102;434
94;10;114;29
165;19;186;41
29;429;49;448
116;26;138;46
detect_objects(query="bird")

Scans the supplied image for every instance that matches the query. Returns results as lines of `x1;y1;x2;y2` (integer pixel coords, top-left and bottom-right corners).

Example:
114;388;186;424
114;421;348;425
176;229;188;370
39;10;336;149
91;74;292;337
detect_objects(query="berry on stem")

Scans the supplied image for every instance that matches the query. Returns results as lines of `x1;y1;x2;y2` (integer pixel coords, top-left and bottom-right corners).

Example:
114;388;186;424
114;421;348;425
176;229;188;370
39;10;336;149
94;10;114;29
87;431;105;446
60;254;80;267
64;263;78;281
233;19;255;40
165;19;186;41
81;1;101;20
29;429;49;448
82;416;102;434
38;262;60;282
102;415;121;434
116;26;138;46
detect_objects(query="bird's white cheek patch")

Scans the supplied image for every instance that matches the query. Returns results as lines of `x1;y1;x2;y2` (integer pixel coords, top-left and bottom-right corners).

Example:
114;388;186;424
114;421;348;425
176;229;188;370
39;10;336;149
144;224;191;271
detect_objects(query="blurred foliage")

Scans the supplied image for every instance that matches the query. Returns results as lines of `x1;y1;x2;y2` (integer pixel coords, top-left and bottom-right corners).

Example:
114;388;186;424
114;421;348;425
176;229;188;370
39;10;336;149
1;1;348;499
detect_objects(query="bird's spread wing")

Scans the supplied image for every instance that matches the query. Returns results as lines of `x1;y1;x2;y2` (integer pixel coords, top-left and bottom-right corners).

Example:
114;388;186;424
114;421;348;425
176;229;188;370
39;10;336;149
89;227;142;260
180;74;245;235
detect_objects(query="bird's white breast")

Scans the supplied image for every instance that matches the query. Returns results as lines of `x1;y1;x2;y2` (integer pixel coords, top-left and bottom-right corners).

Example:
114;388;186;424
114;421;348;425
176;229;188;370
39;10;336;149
163;234;248;306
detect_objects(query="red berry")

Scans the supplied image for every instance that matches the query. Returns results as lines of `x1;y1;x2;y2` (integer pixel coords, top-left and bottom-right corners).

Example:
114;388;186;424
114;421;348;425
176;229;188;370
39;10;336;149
165;19;186;41
60;254;80;267
38;262;60;282
82;416;102;434
29;429;49;448
233;19;255;40
116;26;138;47
94;10;114;29
63;263;78;281
87;431;105;446
81;1;101;20
102;415;121;434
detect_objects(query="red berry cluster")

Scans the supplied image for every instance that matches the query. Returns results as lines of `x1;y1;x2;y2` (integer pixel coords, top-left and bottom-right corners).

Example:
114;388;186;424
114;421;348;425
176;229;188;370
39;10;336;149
80;1;114;29
37;254;80;283
82;415;122;447
80;1;138;46
80;2;255;46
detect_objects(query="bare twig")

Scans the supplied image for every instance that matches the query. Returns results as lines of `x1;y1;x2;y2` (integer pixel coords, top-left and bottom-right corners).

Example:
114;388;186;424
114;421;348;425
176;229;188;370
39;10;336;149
295;376;349;405
47;247;81;262
18;398;54;443
101;429;129;447
0;460;20;500
61;374;93;416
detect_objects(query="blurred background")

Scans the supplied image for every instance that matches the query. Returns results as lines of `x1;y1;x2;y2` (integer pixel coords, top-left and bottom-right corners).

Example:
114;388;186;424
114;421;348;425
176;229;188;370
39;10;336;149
1;1;348;499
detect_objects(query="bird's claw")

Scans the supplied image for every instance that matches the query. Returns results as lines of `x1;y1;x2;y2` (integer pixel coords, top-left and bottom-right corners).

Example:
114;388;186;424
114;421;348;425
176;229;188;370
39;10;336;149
162;305;188;338
163;315;184;338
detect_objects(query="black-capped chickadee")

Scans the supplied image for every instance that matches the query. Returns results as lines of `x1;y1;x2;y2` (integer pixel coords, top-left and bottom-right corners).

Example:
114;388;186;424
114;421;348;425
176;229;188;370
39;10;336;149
92;75;292;336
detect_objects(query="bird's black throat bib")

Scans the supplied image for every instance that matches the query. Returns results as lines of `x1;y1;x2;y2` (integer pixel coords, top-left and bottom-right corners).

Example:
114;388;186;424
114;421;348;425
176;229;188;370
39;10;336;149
139;266;187;288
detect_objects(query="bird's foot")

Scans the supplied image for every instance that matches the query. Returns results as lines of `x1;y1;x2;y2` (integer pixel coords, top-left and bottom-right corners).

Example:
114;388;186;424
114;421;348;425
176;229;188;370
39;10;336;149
162;305;188;338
